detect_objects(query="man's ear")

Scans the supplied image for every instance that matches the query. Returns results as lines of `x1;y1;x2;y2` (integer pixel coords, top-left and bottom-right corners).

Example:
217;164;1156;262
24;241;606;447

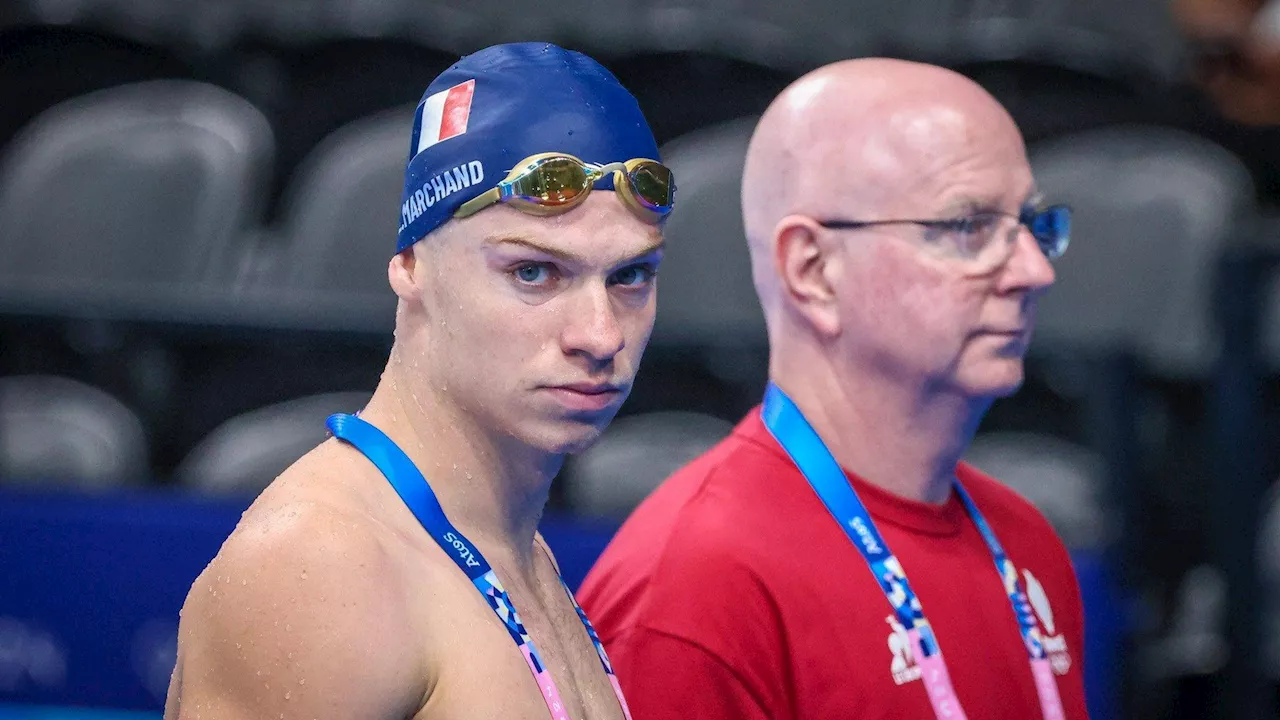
388;245;421;303
774;215;843;338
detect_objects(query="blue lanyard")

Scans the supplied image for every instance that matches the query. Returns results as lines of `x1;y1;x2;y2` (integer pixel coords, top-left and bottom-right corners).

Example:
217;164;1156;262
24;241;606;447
326;413;490;579
760;383;1048;662
325;413;631;720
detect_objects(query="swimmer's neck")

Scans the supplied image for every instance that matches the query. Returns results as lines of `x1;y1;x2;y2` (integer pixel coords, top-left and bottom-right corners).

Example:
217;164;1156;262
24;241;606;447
357;364;561;576
769;352;988;506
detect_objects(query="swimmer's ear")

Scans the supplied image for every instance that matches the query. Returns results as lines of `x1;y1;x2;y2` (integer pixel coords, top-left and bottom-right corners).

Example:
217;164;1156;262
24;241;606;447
388;247;422;302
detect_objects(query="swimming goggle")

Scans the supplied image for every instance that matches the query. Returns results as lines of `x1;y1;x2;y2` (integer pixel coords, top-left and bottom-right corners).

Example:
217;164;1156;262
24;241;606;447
453;152;675;224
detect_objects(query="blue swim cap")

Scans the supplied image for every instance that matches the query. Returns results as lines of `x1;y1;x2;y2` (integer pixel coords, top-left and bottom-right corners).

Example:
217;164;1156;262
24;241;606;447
396;42;660;254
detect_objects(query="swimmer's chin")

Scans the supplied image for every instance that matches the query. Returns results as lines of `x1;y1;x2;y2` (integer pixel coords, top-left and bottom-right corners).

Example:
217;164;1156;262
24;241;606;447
526;414;617;456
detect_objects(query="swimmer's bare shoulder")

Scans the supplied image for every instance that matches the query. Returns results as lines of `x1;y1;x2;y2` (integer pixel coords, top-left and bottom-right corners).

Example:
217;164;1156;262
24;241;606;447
165;440;431;720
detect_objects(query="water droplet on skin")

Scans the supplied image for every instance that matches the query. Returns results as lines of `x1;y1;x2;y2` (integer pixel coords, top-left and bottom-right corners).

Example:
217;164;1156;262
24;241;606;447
286;624;292;632
299;679;307;686
288;652;294;659
300;570;308;580
285;691;292;700
241;579;247;586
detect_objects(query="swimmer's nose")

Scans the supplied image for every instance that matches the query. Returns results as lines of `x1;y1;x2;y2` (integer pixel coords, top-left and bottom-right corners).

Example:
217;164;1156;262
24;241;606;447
559;282;625;365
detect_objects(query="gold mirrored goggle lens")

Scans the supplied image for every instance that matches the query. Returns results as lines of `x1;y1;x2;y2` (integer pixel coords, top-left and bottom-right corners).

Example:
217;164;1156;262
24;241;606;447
626;161;674;212
507;157;593;206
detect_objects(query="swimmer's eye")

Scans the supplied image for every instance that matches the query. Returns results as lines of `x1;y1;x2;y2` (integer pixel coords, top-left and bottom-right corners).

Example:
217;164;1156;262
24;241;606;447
511;262;559;287
608;263;657;289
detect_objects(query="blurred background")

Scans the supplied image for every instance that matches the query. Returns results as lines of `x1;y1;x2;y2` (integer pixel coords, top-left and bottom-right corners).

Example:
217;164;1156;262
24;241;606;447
1;0;1280;718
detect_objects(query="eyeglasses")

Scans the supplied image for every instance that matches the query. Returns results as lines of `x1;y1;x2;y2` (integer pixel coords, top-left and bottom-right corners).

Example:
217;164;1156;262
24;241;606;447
814;203;1071;267
454;152;675;224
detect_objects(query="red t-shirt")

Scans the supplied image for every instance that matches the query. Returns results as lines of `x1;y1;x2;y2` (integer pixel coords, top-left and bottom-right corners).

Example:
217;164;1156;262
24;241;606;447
579;408;1090;719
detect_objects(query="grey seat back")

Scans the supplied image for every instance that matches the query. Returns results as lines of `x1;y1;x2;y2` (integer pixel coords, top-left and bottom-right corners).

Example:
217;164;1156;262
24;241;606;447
565;411;736;518
0;80;274;317
964;431;1110;549
1030;125;1255;378
0;375;149;489
652;117;766;349
176;391;371;496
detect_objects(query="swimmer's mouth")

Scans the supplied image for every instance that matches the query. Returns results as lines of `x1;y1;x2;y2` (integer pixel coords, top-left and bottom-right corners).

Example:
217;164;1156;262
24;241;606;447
541;382;625;413
550;382;623;395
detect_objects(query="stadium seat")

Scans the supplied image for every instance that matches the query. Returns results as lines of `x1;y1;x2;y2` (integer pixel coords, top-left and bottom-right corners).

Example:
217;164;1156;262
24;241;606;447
0;79;274;322
1262;481;1280;680
954;59;1162;144
563;410;735;518
1254;214;1280;372
174;391;370;496
650;117;767;350
277;106;411;297
1029;124;1256;379
604;51;797;146
964;431;1110;550
733;0;891;66
225;106;411;332
0;375;149;489
0;26;192;154
225;37;453;208
944;0;1182;76
1136;564;1230;684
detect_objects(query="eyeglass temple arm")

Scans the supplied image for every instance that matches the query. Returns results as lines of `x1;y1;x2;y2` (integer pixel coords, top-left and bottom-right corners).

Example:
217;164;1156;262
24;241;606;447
816;218;935;230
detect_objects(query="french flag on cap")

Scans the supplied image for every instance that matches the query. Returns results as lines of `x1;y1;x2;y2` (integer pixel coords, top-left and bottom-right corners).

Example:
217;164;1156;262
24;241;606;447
413;79;475;156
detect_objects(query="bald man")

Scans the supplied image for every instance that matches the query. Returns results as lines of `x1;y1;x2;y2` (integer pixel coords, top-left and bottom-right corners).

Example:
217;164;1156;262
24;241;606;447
578;58;1089;719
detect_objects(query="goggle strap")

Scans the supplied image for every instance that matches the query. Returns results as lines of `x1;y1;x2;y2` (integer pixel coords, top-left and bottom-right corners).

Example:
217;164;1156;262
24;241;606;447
455;187;502;219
